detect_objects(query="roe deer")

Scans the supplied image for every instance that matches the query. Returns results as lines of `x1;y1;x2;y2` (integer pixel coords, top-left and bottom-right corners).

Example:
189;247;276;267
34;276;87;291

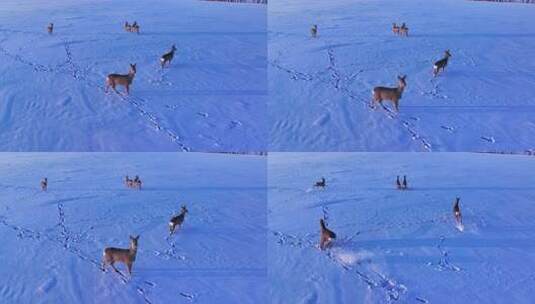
105;63;136;94
40;178;48;191
160;44;177;68
311;24;318;38
453;197;462;225
392;23;400;35
433;50;452;77
47;23;54;34
124;21;132;32
400;23;409;36
102;235;139;275
314;177;326;188
169;206;188;235
402;175;408;189
396;175;402;189
133;175;142;189
319;219;336;250
371;75;407;112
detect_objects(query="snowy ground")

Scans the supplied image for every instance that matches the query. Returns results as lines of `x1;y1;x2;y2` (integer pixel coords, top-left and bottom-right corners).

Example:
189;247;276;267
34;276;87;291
0;0;266;152
269;0;535;152
0;153;266;303
269;152;535;303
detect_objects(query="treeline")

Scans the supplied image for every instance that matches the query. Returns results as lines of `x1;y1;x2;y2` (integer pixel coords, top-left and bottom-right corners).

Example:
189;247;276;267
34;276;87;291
470;0;535;3
203;0;267;3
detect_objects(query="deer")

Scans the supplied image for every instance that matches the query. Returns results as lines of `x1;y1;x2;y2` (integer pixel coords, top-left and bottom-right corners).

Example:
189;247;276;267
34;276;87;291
400;23;409;36
453;197;462;226
396;175;402;189
314;177;326;188
47;23;54;34
40;178;48;191
311;24;318;38
433;50;452;77
160;44;177;68
169;206;188;235
371;75;407;112
402;175;408;189
392;23;400;35
102;235;139;276
133;175;142;189
105;63;136;95
124;21;132;32
319;219;336;250
131;21;140;34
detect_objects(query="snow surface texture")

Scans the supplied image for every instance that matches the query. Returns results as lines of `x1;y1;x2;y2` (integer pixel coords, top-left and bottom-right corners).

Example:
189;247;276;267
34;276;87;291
269;0;535;152
0;153;266;303
269;152;535;303
0;0;266;152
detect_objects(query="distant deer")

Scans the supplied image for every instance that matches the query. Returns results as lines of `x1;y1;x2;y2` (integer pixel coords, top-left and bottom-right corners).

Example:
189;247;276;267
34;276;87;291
124;21;132;32
124;175;133;188
311;24;318;38
396;175;402;189
47;23;54;34
160;44;177;68
105;63;136;94
102;235;139;276
314;177;326;188
433;50;452;77
319;219;336;250
133;175;142;189
453;197;462;226
402;175;408;189
169;206;188;235
392;23;400;35
40;178;48;191
131;21;140;34
371;75;407;112
400;23;409;36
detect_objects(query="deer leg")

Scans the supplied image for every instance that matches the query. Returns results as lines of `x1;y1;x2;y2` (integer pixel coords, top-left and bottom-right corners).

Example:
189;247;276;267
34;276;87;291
126;85;130;95
394;100;399;112
127;262;133;275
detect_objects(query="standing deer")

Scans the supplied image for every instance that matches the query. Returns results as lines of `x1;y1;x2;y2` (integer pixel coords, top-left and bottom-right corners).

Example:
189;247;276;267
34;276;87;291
392;23;400;35
102;235;139;276
311;24;318;38
314;177;326;188
47;23;54;34
371;75;407;112
105;63;136;94
40;178;48;191
433;50;452;77
133;175;142;189
396;175;402;189
400;23;409;36
319;219;336;250
131;21;140;34
402;175;408;189
169;206;188;235
160;44;177;68
453;197;462;226
124;21;132;32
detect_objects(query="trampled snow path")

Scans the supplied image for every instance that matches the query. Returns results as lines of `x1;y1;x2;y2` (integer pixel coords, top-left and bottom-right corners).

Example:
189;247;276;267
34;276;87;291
269;152;535;303
0;0;266;152
269;0;535;152
0;153;267;303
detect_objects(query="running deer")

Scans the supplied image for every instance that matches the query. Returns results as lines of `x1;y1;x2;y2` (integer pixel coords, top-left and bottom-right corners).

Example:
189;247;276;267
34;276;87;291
433;50;452;77
319;219;336;250
400;23;409;36
160;44;177;68
371;75;407;112
47;23;54;34
40;178;48;191
102;235;139;275
453;197;462;225
105;63;136;94
311;24;318;38
314;177;326;188
392;23;400;35
169;206;188;235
